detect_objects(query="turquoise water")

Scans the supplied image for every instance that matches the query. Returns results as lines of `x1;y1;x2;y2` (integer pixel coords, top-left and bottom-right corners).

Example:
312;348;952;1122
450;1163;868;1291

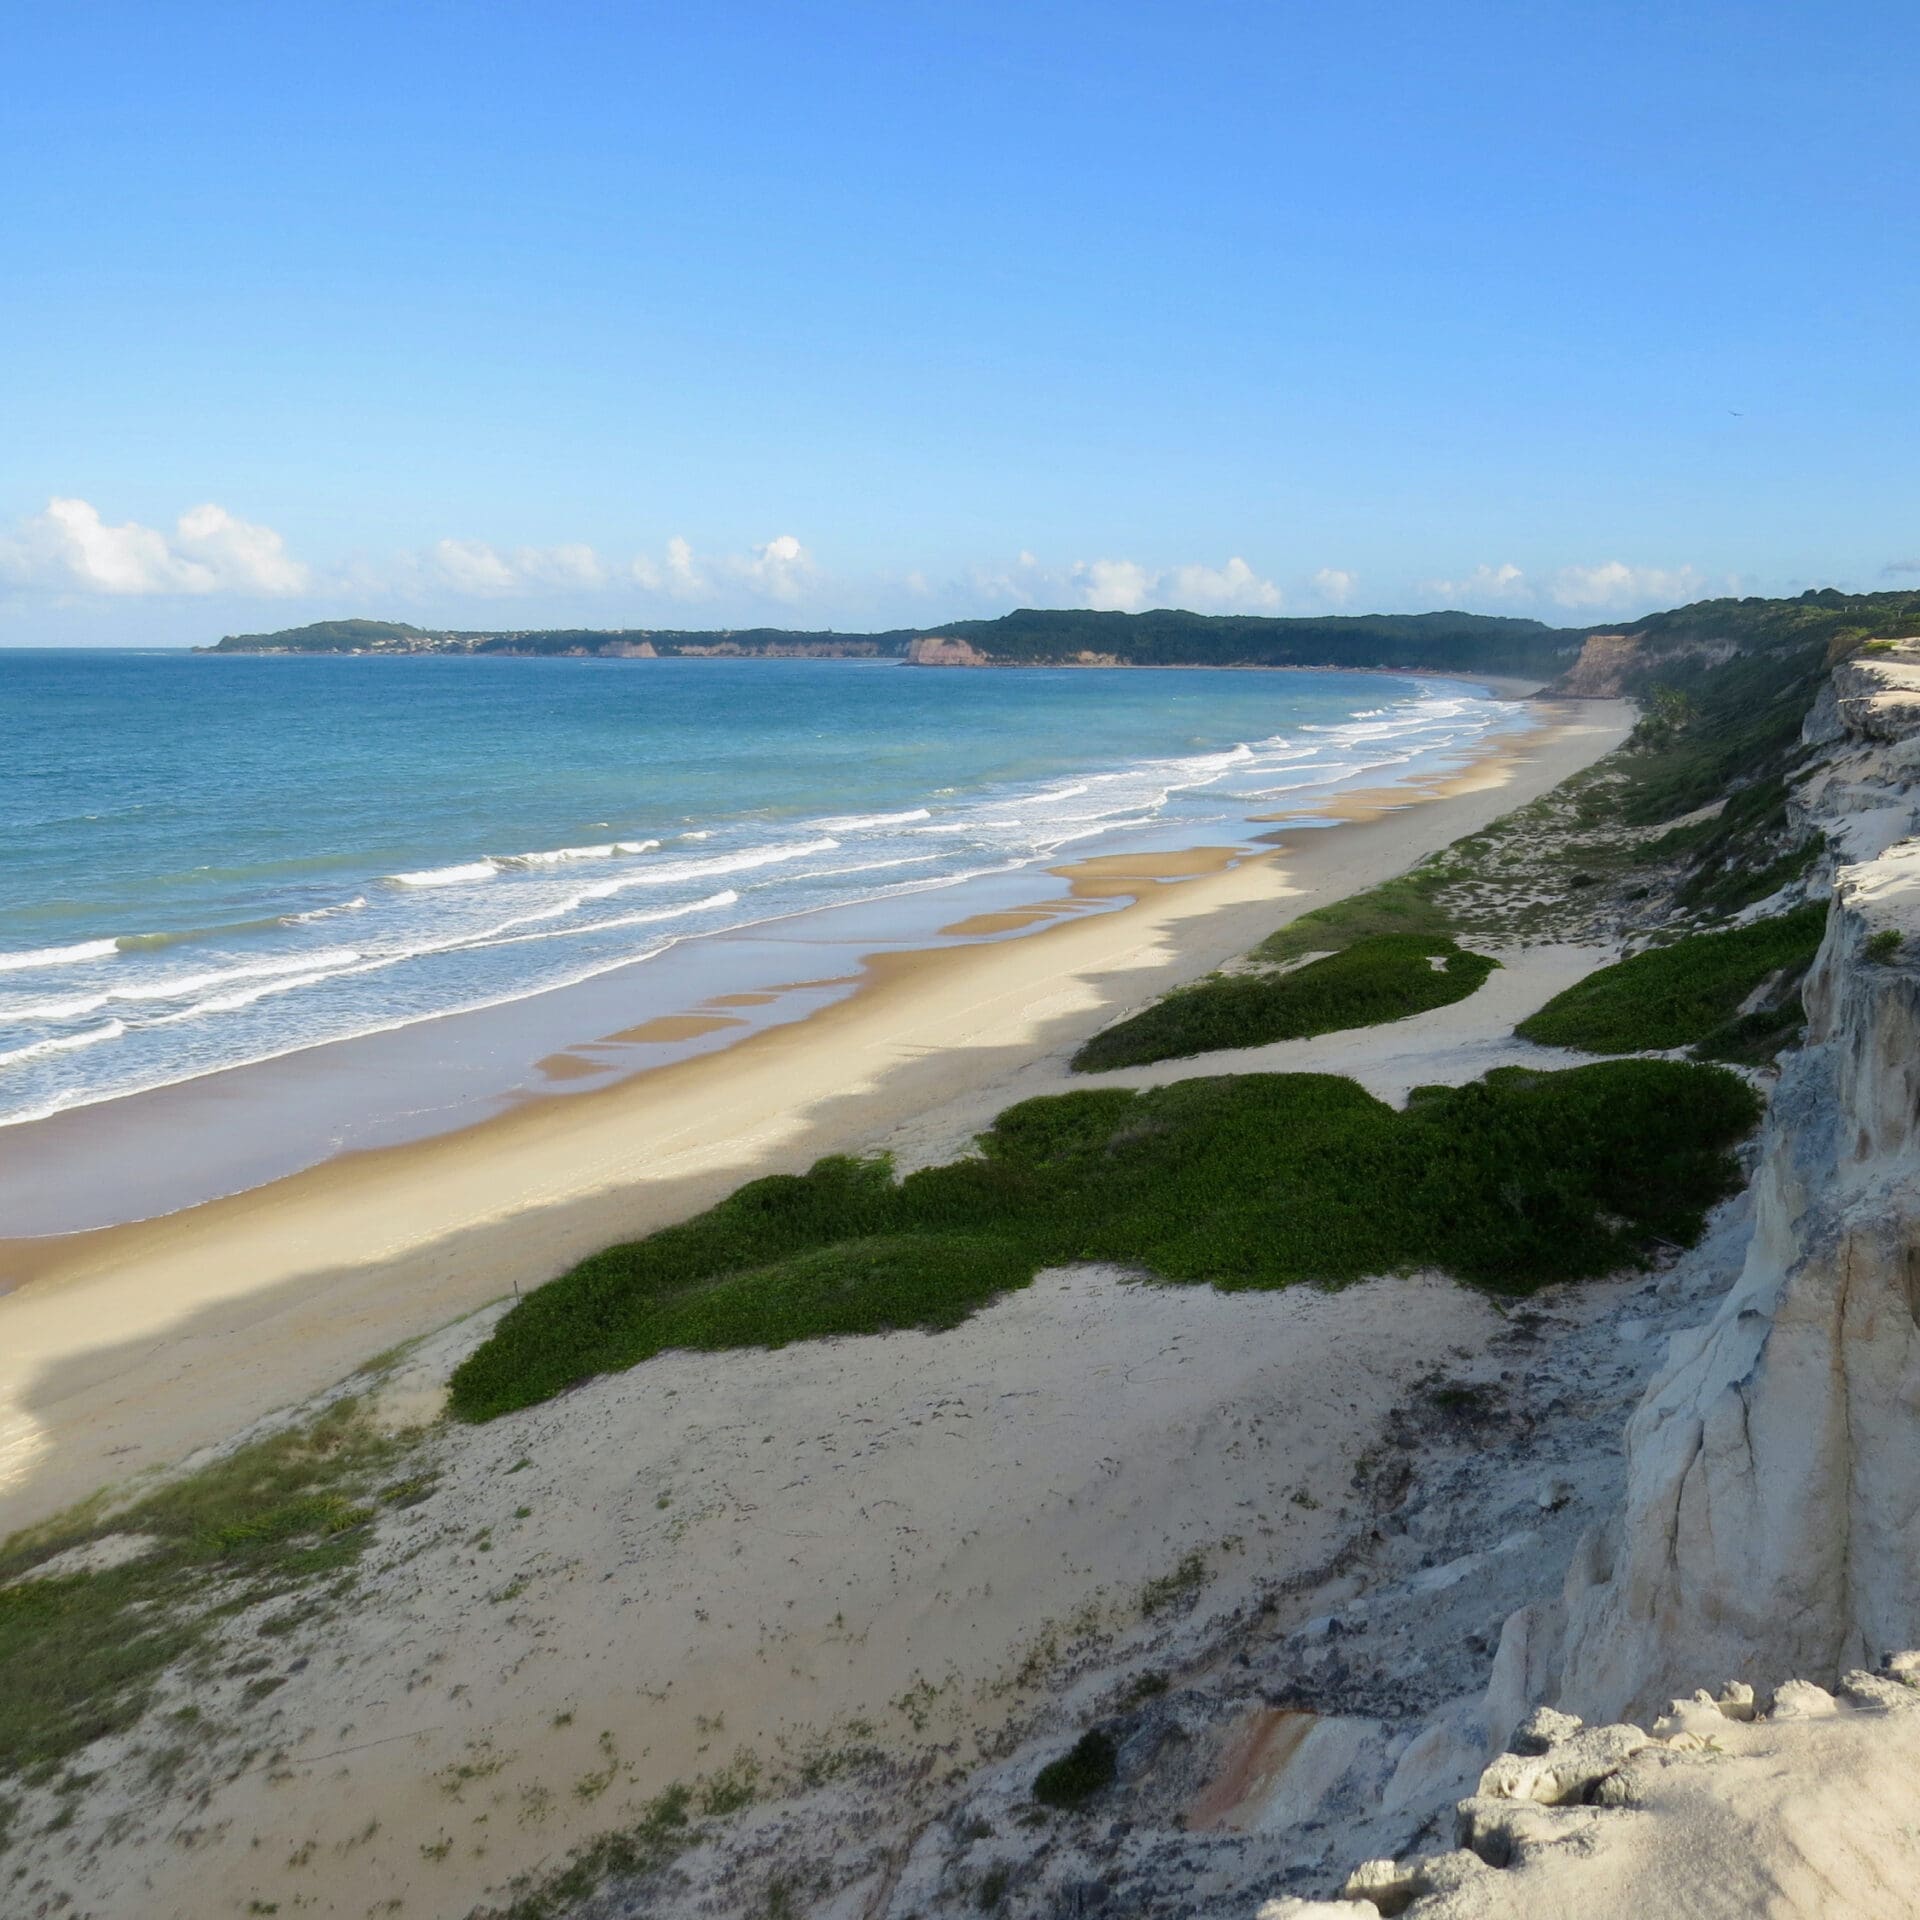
0;651;1521;1127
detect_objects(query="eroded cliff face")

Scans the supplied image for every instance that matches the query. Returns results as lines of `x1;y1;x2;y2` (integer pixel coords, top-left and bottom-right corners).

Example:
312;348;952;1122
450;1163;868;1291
1544;630;1742;699
1552;645;1920;1721
905;634;993;665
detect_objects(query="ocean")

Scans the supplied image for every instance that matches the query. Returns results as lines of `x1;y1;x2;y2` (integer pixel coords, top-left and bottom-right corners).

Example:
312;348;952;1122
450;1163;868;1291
0;650;1524;1130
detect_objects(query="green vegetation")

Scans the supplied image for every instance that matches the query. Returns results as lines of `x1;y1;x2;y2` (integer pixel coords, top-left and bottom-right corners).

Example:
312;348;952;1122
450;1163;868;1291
1031;1730;1118;1810
1600;647;1827;831
1071;935;1497;1071
448;1060;1759;1421
1138;1551;1209;1618
0;1398;410;1778
917;607;1570;676
1868;929;1904;963
1608;587;1920;685
210;617;434;652
488;1781;694;1920
1485;622;1837;928
1516;906;1826;1055
209;607;1575;674
1254;869;1455;963
210;592;1920;689
1691;1003;1809;1069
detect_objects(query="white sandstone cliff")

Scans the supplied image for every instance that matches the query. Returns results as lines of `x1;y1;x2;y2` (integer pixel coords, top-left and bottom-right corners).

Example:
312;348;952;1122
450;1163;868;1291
1547;644;1920;1721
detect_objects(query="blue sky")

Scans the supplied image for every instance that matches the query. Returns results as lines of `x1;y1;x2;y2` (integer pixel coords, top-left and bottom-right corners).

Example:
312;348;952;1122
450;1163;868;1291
3;0;1916;643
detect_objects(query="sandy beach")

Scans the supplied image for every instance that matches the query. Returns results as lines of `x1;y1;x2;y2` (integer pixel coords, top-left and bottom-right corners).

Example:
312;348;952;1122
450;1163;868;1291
0;696;1630;1538
0;690;1647;1920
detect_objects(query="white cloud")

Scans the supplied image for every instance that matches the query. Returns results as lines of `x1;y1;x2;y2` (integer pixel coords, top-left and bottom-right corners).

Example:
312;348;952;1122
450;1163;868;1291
426;539;609;595
1546;561;1703;610
615;533;816;603
1312;567;1356;606
730;532;815;603
1163;555;1282;612
663;535;705;596
1079;558;1155;612
0;497;311;596
1426;561;1530;605
515;542;605;590
379;532;810;604
967;549;1284;616
1425;559;1710;616
174;505;311;594
430;538;520;595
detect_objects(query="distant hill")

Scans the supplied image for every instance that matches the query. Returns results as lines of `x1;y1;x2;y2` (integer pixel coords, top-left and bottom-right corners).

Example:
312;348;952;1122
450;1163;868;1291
1546;588;1920;699
209;593;1920;684
206;607;1577;676
205;620;917;658
906;606;1571;675
213;618;438;652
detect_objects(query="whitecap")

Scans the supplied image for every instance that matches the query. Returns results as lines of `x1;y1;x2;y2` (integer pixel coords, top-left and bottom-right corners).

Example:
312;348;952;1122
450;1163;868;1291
149;970;344;1025
388;860;498;887
0;1021;127;1068
284;897;369;924
0;938;120;973
6;949;362;1021
470;890;743;952
810;807;933;831
499;839;659;868
577;836;840;898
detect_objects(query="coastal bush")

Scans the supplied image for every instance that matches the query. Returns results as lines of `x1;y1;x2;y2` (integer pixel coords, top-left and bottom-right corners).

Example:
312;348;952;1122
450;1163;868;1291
1516;906;1826;1054
1252;870;1455;964
447;1060;1761;1421
1602;646;1827;830
1070;935;1498;1072
1692;1001;1807;1068
1031;1729;1117;1809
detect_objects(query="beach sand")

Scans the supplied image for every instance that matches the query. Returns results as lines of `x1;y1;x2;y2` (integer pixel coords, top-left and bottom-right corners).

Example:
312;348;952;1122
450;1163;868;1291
0;698;1632;1538
0;694;1644;1920
14;1265;1513;1920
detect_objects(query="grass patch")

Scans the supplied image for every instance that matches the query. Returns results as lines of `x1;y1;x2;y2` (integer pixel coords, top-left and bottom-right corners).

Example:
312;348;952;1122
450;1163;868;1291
449;1060;1760;1421
1516;906;1825;1054
1692;1001;1808;1068
0;1398;408;1779
1254;870;1455;964
1071;935;1498;1071
1032;1730;1117;1810
483;1781;693;1920
1138;1551;1208;1618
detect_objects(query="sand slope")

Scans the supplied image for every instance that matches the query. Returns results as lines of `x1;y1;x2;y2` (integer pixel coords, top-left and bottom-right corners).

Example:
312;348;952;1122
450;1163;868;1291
7;1267;1503;1920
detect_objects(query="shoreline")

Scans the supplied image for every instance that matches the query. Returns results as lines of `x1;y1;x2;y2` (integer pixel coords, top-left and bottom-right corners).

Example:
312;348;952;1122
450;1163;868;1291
198;651;1559;696
0;697;1632;1535
0;671;1539;1238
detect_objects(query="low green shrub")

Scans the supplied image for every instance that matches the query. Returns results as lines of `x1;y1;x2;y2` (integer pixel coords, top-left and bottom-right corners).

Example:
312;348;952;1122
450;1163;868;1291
1253;870;1453;964
1032;1730;1117;1809
448;1060;1761;1421
1691;1000;1807;1067
1682;838;1820;915
1516;906;1825;1054
1071;935;1498;1072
